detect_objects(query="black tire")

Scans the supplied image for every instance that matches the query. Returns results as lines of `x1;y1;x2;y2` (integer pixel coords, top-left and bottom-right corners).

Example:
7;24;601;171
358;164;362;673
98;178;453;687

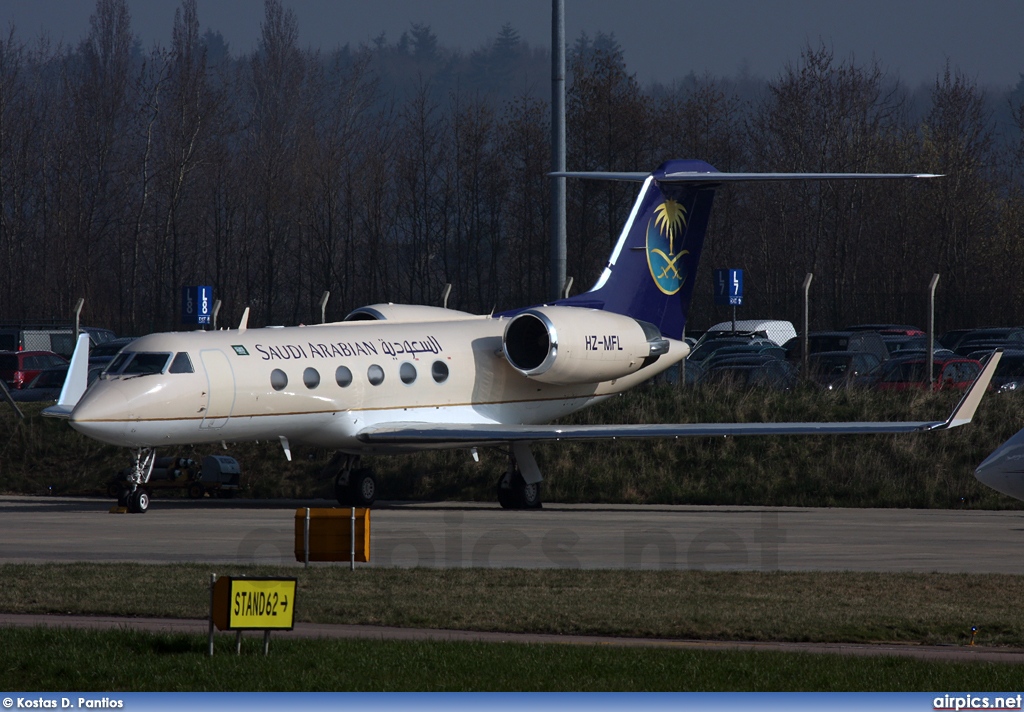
496;479;514;509
128;489;150;514
117;488;131;508
335;478;352;507
512;472;542;509
187;482;205;499
349;469;377;508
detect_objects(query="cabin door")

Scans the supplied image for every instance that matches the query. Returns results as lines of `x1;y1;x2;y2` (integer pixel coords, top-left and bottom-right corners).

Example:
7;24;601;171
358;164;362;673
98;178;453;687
199;349;236;429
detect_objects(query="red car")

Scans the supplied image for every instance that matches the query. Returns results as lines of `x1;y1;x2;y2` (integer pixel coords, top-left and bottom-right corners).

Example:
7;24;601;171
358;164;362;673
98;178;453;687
0;350;68;390
872;355;982;392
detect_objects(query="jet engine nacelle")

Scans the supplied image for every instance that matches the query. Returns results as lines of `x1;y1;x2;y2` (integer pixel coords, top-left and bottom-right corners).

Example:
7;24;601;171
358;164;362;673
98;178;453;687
502;306;669;385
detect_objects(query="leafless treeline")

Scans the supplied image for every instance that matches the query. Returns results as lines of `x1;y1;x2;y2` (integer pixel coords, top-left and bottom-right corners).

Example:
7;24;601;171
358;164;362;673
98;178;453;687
2;0;1023;335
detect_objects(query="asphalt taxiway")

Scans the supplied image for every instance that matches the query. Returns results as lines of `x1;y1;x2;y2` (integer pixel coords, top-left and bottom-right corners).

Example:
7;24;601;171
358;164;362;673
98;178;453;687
1;495;1022;572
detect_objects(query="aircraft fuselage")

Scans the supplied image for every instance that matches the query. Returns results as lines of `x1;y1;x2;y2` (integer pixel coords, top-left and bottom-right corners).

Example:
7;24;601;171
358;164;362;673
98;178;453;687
69;314;687;453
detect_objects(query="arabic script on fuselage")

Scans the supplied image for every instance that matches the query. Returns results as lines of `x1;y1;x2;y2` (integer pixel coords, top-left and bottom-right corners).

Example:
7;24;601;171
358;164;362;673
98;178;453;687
254;336;443;361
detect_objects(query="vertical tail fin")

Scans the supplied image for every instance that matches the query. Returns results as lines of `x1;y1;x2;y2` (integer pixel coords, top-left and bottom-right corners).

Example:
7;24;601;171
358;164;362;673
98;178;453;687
558;160;719;340
554;161;938;339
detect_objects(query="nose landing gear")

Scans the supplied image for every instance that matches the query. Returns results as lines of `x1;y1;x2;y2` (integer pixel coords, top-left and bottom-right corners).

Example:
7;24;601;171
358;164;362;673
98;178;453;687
117;448;156;513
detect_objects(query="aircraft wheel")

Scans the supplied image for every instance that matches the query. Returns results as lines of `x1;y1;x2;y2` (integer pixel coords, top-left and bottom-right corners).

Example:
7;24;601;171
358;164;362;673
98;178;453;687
117;488;131;508
349;469;377;508
187;483;205;499
335;477;352;507
512;472;542;509
128;489;150;514
497;485;514;509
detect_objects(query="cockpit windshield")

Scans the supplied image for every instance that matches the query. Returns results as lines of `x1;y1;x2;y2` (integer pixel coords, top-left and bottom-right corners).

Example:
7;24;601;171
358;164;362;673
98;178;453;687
105;352;173;376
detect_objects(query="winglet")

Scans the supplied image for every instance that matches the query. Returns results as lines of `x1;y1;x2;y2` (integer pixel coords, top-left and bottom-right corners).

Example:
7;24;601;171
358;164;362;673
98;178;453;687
42;333;91;420
931;349;1002;430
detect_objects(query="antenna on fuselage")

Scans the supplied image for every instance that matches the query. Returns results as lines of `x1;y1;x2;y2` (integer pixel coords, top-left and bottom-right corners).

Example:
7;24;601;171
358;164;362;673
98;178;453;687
441;283;452;309
237;307;250;334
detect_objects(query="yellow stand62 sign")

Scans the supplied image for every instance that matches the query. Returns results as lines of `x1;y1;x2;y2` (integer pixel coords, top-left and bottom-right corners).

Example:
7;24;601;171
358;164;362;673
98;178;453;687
212;576;296;631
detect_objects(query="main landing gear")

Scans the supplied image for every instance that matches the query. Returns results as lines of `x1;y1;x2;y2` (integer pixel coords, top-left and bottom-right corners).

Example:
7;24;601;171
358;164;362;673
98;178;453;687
326;453;378;508
496;444;543;510
117;448;156;514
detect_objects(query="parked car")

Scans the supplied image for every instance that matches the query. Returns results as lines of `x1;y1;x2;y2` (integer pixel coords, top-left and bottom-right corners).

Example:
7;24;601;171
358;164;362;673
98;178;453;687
783;331;889;364
0;350;68;390
958;343;1015;358
81;326;117;345
88;336;135;369
697;319;797;347
687;336;777;363
986;349;1024;394
937;329;974;350
9;365;103;402
701;344;787;370
702;356;798;390
871;355;982;392
810;331;889;362
880;334;929;355
953;335;1024;357
806;351;882;389
846;324;925;336
652;359;705;387
942;328;1024;352
0;325;117;358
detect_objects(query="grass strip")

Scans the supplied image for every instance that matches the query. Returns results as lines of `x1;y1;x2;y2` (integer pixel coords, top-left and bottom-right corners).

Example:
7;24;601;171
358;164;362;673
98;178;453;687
2;627;1023;691
2;563;1022;647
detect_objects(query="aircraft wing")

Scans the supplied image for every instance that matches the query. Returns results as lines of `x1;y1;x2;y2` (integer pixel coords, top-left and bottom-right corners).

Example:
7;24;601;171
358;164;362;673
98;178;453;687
359;351;1000;446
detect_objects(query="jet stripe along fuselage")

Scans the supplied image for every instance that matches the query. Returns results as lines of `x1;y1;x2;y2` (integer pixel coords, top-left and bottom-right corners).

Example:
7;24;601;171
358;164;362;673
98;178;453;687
68;314;687;452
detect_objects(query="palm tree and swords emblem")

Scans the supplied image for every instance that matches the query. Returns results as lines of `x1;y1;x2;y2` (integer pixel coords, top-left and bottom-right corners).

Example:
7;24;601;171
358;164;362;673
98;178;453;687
646;199;689;295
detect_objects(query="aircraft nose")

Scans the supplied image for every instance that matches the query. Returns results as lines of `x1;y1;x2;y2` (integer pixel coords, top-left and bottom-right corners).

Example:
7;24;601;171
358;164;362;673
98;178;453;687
974;427;1024;502
69;382;129;446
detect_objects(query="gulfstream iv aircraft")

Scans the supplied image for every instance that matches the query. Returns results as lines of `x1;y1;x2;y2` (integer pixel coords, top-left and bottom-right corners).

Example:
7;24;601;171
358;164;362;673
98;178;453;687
46;160;999;513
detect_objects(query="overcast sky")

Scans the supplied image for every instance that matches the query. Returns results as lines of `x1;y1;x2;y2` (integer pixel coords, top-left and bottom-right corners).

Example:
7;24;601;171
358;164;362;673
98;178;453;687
2;0;1023;89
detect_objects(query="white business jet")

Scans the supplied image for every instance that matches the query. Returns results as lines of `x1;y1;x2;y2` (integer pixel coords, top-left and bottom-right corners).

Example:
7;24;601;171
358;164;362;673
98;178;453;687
46;160;998;513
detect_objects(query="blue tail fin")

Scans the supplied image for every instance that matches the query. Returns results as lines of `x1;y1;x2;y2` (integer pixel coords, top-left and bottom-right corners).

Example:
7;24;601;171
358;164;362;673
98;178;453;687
557;159;719;340
550;160;937;339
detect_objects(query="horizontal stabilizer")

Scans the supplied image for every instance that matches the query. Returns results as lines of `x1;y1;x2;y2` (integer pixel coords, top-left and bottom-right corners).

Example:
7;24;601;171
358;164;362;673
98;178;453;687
552;171;942;183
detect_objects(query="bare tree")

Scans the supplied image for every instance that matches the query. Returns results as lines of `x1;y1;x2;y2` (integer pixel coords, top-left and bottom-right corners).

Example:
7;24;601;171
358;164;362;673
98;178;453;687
567;33;653;291
243;0;308;324
917;64;998;326
745;44;910;326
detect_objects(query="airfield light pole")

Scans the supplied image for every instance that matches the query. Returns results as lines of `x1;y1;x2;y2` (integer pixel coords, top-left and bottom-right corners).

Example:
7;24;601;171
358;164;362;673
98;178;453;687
550;0;566;302
802;273;813;378
928;274;940;388
319;291;330;324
